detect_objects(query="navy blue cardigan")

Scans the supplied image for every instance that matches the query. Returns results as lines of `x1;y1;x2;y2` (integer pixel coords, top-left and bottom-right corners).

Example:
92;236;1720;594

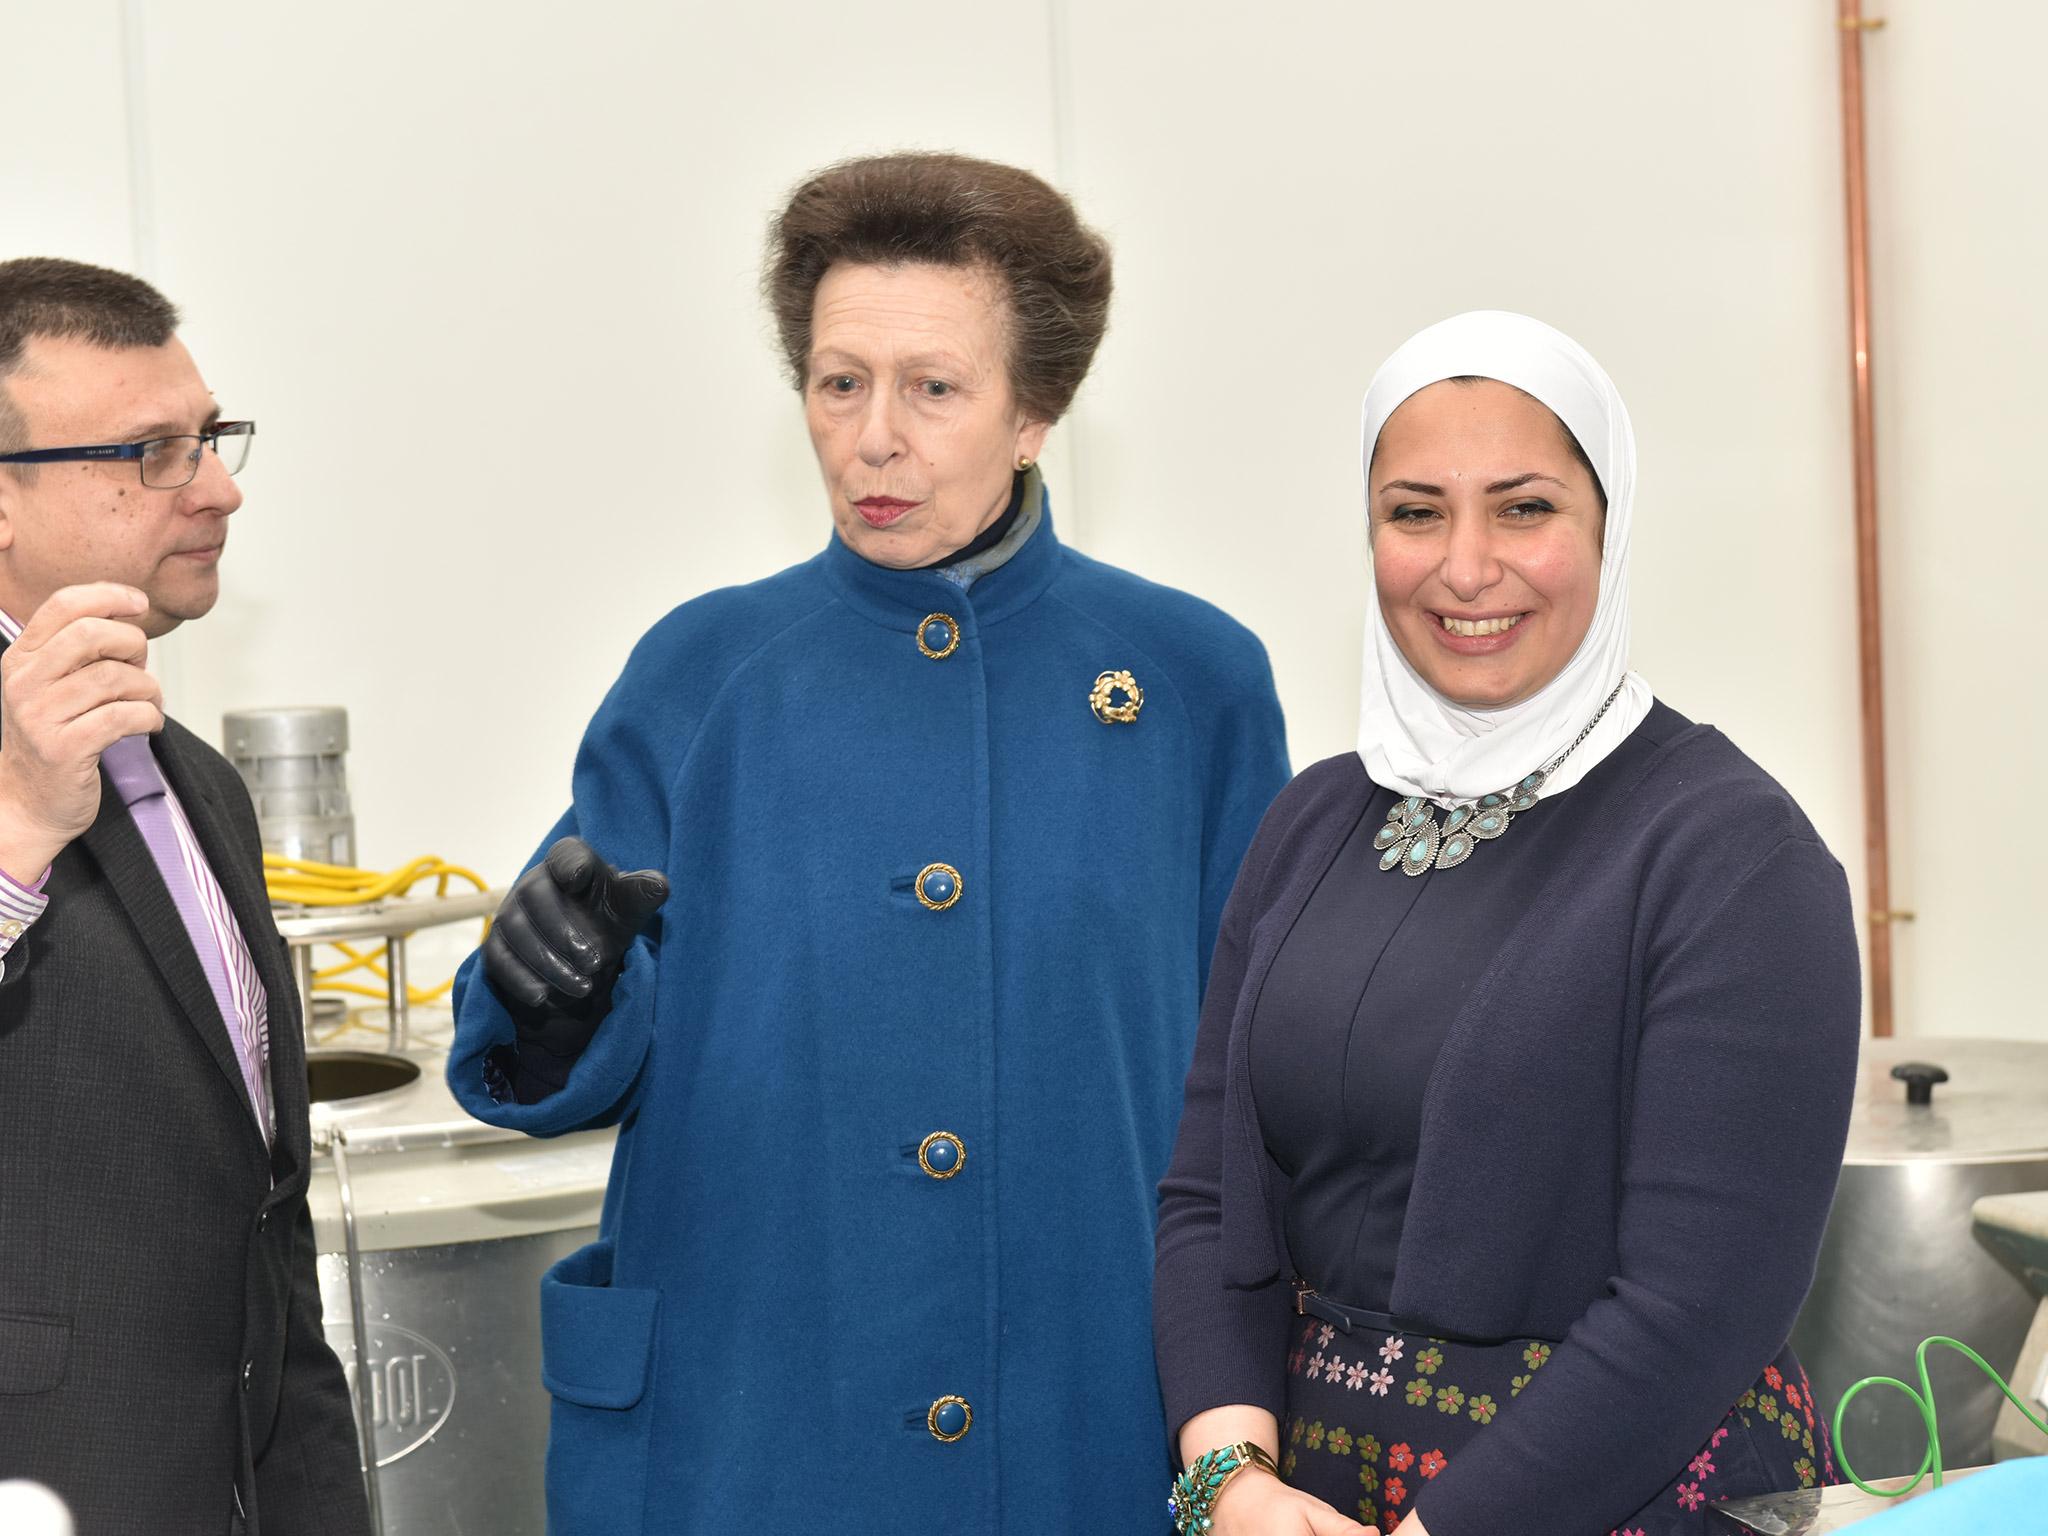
1154;706;1861;1536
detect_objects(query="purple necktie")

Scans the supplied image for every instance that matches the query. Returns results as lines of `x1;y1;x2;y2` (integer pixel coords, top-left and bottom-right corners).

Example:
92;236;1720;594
101;734;272;1141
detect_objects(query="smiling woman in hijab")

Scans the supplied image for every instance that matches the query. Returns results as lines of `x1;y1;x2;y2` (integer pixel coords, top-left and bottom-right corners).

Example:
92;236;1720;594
1153;312;1861;1536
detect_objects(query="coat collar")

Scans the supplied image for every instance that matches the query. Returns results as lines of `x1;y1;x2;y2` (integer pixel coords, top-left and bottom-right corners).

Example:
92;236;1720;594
819;467;1062;636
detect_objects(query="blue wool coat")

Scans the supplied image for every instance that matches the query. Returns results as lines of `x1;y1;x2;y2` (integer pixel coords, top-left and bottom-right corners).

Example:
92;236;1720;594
447;490;1289;1534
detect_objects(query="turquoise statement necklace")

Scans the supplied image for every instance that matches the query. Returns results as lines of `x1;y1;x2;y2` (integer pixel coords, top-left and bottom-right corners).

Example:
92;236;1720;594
1373;679;1627;876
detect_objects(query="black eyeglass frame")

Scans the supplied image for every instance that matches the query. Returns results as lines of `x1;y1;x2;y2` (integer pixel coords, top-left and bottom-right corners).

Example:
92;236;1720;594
0;420;255;488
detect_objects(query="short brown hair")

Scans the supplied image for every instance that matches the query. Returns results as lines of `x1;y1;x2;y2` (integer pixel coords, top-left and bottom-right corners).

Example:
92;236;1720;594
764;152;1113;424
0;258;180;460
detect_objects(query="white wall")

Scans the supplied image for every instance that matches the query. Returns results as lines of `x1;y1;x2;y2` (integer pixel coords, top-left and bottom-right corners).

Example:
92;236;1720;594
1864;4;2048;1040
5;1;2035;1038
0;4;134;269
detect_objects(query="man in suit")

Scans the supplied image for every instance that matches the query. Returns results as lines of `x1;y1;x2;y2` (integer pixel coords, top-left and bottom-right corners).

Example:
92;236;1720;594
0;258;370;1535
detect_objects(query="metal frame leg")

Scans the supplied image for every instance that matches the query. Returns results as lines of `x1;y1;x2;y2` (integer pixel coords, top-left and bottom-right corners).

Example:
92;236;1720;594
326;1127;386;1534
384;936;410;1052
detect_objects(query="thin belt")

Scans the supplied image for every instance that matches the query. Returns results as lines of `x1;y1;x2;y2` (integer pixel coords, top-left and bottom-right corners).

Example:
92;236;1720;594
1293;1284;1563;1350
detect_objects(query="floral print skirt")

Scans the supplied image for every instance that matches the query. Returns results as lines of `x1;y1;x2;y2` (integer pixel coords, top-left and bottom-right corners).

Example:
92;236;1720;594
1280;1313;1836;1534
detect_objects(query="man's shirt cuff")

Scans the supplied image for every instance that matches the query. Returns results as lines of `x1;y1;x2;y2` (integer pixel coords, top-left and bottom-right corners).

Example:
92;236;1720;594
0;864;51;965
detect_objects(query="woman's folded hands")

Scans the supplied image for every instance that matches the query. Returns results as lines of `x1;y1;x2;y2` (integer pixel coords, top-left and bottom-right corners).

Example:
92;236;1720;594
1211;1470;1373;1535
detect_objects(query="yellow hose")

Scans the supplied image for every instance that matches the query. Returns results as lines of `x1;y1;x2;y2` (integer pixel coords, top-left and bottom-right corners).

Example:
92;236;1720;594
265;852;490;1009
262;851;489;907
312;942;457;1005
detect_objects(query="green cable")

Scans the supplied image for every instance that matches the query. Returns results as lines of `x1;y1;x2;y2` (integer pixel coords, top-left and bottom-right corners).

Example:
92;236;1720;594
1832;1335;2048;1498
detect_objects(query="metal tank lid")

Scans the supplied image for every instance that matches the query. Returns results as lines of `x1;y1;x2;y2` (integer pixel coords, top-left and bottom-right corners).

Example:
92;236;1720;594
1845;1036;2048;1165
304;1043;614;1253
308;1044;523;1153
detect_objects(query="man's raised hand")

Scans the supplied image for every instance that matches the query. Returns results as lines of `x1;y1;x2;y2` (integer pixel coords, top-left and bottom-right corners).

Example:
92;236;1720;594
0;583;163;882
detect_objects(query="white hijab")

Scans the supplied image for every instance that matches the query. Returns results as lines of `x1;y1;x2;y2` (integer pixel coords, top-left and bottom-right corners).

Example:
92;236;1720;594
1356;311;1654;805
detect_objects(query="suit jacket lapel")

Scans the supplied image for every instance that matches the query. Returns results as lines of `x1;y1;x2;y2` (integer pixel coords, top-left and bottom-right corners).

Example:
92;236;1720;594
76;766;263;1141
153;721;309;1181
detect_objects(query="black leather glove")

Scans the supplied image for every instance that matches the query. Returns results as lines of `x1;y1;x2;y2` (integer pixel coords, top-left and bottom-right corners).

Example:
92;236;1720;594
483;836;669;1054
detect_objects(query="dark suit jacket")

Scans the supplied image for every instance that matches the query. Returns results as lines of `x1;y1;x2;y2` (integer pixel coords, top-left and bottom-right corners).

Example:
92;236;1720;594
0;690;370;1536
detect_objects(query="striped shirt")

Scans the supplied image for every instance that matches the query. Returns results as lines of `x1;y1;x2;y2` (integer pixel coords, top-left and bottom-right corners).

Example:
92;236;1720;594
0;607;51;980
0;606;272;1142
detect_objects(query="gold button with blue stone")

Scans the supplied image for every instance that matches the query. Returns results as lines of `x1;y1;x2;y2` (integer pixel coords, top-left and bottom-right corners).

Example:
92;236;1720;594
928;1395;972;1442
917;613;960;660
918;1130;965;1180
916;862;962;911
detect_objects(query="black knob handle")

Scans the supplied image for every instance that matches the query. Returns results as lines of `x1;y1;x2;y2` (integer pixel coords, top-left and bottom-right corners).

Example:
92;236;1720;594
1891;1061;1950;1107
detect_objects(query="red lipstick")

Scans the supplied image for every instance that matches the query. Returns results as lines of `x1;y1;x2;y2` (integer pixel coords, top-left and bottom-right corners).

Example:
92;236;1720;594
855;496;919;529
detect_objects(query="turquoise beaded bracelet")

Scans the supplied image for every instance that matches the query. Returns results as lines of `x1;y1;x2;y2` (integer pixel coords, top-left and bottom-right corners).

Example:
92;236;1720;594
1169;1440;1279;1534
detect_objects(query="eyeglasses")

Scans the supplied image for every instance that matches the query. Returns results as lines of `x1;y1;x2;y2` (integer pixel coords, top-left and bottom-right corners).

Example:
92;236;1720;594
0;420;255;489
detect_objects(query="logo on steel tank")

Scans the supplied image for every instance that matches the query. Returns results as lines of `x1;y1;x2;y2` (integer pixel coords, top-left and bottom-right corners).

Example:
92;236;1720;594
334;1322;458;1466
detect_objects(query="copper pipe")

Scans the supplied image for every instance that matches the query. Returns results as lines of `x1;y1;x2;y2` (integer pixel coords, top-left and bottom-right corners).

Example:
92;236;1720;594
1837;0;1896;1036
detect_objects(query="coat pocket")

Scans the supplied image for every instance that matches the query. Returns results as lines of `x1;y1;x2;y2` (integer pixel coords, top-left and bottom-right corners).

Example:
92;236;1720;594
0;1312;70;1396
540;1240;660;1534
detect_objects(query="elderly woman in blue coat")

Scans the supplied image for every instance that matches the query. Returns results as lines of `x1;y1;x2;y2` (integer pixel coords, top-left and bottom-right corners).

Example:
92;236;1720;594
446;152;1290;1533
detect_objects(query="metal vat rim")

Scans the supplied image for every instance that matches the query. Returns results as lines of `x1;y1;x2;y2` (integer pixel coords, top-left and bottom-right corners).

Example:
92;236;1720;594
1840;1148;2048;1168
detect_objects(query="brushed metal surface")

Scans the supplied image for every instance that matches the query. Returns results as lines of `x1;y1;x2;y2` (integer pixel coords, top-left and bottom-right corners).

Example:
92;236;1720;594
306;1046;608;1534
1794;1158;2048;1478
1792;1039;2048;1479
1841;1039;2048;1165
318;1228;595;1536
1711;1466;1988;1534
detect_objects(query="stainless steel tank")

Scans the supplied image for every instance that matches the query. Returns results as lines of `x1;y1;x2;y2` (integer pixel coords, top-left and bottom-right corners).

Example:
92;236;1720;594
1791;1038;2048;1480
307;1042;613;1535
